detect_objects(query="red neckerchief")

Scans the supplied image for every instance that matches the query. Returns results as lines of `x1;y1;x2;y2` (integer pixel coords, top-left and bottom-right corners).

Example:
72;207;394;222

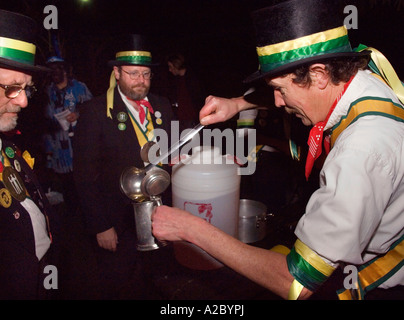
127;97;154;124
305;76;354;180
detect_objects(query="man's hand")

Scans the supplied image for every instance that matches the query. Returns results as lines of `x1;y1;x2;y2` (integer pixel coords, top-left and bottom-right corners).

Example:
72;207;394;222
199;95;256;126
96;227;118;252
65;111;79;123
151;205;194;242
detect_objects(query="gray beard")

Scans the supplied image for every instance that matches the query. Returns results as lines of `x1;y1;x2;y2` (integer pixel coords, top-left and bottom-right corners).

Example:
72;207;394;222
0;116;18;132
126;92;144;101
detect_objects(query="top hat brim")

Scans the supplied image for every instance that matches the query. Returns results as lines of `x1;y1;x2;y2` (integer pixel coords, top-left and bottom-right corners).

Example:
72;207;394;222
243;51;371;83
0;57;50;74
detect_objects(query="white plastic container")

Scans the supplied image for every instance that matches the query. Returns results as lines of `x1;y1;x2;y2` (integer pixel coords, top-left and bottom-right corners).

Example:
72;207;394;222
172;146;240;270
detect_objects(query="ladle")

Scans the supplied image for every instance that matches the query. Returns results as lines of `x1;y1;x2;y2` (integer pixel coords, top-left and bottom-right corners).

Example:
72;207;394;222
145;122;204;169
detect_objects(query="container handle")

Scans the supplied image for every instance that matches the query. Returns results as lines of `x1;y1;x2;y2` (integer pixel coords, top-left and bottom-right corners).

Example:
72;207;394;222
256;212;275;228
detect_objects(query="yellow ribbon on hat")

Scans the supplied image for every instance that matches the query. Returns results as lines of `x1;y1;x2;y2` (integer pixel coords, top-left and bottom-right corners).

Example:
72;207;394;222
0;36;36;54
358;45;404;105
107;71;116;119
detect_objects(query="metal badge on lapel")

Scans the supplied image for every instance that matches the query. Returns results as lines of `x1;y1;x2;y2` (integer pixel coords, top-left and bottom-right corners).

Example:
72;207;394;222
117;111;128;122
155;111;162;125
0;188;12;208
13;159;21;172
5;147;14;159
117;111;128;131
2;166;27;202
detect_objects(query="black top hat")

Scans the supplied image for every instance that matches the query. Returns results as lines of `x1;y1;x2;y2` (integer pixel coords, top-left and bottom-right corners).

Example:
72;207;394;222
244;0;370;83
0;9;48;73
108;34;159;68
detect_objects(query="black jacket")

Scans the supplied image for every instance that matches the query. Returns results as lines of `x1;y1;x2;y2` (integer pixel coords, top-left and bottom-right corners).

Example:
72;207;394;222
0;135;55;299
73;88;175;235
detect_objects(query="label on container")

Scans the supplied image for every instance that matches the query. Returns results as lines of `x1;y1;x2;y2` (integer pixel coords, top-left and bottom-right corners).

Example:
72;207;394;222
173;191;239;237
184;202;213;223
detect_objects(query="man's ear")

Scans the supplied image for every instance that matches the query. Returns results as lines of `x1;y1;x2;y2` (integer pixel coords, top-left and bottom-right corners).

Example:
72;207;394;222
113;66;120;81
309;63;329;90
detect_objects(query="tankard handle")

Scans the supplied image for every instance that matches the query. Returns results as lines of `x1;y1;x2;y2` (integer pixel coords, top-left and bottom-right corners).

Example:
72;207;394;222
151;195;167;247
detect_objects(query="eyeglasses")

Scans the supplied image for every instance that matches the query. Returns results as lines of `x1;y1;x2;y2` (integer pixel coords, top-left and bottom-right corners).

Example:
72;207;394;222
120;69;153;80
0;83;37;99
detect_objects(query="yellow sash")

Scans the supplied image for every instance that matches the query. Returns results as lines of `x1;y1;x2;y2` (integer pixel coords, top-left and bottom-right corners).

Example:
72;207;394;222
337;235;404;300
127;107;155;148
330;97;404;147
329;96;404;299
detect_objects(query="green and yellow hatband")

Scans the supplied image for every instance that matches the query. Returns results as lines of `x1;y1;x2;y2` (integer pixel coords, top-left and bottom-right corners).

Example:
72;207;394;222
115;50;152;65
256;26;351;74
0;36;36;65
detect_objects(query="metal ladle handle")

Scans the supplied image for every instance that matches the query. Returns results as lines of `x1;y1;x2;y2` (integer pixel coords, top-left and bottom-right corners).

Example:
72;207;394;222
144;123;204;170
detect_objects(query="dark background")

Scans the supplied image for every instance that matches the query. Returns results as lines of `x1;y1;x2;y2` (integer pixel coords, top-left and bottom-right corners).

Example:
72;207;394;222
1;1;403;302
2;0;403;98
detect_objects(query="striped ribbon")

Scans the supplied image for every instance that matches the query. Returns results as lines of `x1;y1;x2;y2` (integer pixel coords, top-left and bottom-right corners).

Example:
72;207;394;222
356;45;404;105
115;50;152;64
256;26;351;73
286;239;336;299
0;36;36;65
127;105;155;148
331;96;404;147
337;235;404;300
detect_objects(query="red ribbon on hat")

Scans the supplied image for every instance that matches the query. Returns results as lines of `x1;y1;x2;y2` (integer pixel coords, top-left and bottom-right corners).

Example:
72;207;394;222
305;76;354;180
128;98;154;124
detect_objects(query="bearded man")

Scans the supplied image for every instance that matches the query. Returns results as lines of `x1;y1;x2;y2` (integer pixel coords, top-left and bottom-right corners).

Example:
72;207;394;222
0;10;58;299
73;34;174;299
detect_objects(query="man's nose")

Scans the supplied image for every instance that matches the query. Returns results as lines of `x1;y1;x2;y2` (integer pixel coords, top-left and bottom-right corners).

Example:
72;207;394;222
273;91;285;108
136;75;146;83
13;91;28;108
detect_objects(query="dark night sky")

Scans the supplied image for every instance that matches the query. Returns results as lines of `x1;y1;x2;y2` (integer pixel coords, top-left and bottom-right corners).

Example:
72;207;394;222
2;0;403;97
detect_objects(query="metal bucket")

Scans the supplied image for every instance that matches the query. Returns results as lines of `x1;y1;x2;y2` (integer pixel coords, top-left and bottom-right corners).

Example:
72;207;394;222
238;199;273;243
132;196;166;251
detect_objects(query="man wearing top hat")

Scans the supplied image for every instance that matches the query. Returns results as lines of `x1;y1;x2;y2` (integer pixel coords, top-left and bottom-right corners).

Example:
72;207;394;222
0;10;58;299
73;34;174;298
152;0;404;299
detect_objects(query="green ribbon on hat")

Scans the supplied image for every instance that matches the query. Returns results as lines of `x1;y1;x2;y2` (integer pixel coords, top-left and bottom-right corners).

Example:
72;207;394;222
256;26;352;74
0;36;36;65
115;50;152;64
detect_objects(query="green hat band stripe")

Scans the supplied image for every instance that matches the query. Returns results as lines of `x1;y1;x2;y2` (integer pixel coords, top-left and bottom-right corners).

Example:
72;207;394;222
116;55;152;64
258;35;351;73
0;46;35;65
286;247;329;292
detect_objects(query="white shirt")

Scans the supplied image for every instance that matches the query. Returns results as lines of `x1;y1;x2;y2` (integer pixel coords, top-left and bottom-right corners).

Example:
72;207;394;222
295;70;404;288
21;198;51;260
